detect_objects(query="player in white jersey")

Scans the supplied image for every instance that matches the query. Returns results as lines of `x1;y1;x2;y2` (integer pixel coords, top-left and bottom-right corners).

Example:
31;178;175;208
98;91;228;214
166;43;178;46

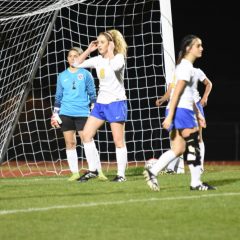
74;30;128;182
143;34;216;191
192;68;212;172
156;68;212;174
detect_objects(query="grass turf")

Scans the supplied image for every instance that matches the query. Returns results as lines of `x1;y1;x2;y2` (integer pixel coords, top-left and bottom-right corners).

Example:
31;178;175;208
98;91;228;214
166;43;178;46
0;165;239;240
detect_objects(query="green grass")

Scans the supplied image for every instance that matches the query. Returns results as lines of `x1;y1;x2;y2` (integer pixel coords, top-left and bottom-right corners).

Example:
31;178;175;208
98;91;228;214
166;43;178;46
0;165;240;240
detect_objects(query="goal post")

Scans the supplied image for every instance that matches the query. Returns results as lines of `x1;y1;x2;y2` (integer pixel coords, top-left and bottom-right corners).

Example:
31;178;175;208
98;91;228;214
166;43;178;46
0;0;175;177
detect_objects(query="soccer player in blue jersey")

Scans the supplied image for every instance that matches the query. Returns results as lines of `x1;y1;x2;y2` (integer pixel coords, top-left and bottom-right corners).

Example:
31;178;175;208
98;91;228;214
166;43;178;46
51;47;107;181
74;30;128;182
143;35;216;191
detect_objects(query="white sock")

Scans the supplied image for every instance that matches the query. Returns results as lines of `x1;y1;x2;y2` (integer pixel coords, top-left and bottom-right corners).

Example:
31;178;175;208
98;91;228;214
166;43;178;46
199;141;205;171
166;157;178;171
150;150;176;176
116;146;128;177
66;149;79;174
83;141;98;172
94;146;102;172
176;155;185;174
188;164;202;187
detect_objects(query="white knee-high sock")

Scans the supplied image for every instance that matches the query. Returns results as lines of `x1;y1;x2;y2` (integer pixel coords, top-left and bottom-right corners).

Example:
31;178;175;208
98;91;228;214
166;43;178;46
150;150;177;176
94;146;103;172
116;146;128;177
66;149;79;174
188;164;202;187
176;155;185;174
166;157;178;171
199;141;205;171
83;141;98;171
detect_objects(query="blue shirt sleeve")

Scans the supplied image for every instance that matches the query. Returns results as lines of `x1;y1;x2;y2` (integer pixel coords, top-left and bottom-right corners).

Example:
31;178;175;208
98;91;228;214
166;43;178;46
54;73;63;108
85;70;97;103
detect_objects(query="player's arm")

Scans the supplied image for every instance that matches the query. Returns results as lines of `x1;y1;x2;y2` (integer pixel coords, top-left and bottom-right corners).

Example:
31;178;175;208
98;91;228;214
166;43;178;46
74;41;98;67
193;102;206;128
156;83;172;107
200;77;212;107
85;71;97;104
51;75;63;128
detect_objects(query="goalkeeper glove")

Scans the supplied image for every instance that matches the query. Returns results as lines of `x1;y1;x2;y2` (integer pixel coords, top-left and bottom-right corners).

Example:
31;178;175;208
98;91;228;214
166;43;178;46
51;107;62;128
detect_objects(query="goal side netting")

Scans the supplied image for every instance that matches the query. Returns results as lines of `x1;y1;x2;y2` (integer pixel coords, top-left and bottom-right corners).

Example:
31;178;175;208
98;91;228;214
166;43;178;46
0;0;175;177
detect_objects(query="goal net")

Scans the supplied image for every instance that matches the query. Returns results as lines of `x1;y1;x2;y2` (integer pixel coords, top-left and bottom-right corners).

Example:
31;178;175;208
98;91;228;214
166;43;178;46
0;0;175;177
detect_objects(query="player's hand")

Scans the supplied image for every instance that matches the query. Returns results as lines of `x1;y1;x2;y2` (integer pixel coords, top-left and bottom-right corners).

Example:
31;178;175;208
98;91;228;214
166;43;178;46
162;116;172;130
88;40;98;52
51;113;62;128
155;97;166;107
197;112;206;128
90;103;94;110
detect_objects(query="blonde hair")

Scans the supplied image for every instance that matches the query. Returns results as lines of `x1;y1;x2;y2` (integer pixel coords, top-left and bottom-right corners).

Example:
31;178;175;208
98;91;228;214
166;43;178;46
100;29;128;57
68;47;83;55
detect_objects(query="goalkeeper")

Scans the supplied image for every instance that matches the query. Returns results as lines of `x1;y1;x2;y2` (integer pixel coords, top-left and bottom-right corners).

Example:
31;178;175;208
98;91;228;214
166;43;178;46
51;47;107;181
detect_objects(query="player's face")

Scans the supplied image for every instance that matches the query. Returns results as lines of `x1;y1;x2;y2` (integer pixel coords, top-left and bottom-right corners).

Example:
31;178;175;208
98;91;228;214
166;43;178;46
97;34;109;56
67;50;79;67
189;38;203;59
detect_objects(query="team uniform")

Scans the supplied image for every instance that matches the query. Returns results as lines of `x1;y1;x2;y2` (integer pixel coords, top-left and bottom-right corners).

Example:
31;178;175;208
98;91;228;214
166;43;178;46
76;53;128;182
54;68;96;131
192;68;207;117
166;59;198;131
78;53;128;122
53;67;97;182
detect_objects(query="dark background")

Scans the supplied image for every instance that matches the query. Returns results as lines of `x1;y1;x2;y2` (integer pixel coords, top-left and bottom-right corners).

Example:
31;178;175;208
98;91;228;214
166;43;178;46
171;1;239;160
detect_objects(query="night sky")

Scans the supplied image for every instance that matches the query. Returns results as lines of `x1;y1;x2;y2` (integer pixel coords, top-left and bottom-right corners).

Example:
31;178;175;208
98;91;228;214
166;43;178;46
171;1;239;160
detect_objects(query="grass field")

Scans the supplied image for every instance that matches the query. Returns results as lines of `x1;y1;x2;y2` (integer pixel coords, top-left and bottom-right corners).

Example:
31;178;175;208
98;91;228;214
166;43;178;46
0;165;240;240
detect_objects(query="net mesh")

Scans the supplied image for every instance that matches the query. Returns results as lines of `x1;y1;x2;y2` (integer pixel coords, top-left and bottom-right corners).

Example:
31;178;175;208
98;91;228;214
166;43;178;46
0;0;171;177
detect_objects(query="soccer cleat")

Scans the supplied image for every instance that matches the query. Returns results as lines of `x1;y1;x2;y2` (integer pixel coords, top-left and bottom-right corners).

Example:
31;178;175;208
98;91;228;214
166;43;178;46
190;182;217;191
98;170;108;181
143;169;159;191
68;172;80;181
159;169;176;175
77;170;98;182
111;175;126;182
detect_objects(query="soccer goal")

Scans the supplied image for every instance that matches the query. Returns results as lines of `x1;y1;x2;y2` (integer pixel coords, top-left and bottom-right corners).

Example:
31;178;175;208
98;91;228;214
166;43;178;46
0;0;175;177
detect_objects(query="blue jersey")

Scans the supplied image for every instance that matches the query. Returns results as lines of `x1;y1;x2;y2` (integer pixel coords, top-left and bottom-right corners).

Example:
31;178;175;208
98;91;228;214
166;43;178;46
54;68;96;117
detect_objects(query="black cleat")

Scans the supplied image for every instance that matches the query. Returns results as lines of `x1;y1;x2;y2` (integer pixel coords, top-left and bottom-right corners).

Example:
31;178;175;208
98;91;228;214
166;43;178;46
143;169;159;191
190;182;217;191
77;170;98;182
111;175;126;182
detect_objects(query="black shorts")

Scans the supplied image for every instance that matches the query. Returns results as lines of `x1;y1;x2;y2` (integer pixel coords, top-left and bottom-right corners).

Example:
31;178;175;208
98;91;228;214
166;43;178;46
59;115;88;132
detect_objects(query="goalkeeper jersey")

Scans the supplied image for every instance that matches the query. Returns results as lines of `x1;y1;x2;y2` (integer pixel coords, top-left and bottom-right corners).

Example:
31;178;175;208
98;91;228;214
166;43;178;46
78;54;127;104
54;68;96;117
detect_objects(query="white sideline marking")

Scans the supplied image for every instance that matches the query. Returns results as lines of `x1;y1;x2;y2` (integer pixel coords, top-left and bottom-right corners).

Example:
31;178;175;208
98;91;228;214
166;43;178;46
0;192;239;216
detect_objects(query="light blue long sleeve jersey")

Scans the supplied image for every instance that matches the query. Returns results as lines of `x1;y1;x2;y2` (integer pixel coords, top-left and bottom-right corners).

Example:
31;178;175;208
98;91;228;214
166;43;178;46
54;68;96;117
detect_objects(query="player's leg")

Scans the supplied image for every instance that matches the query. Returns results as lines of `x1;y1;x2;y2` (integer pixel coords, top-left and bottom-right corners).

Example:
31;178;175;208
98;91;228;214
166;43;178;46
198;126;205;173
144;130;185;191
61;115;80;181
77;117;107;181
63;130;80;181
182;129;216;190
110;122;127;182
196;102;205;173
78;115;105;182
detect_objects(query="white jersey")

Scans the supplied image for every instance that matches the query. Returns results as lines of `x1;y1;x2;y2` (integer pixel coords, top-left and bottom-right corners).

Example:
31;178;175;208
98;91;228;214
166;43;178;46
192;68;207;103
78;54;127;104
167;59;195;110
